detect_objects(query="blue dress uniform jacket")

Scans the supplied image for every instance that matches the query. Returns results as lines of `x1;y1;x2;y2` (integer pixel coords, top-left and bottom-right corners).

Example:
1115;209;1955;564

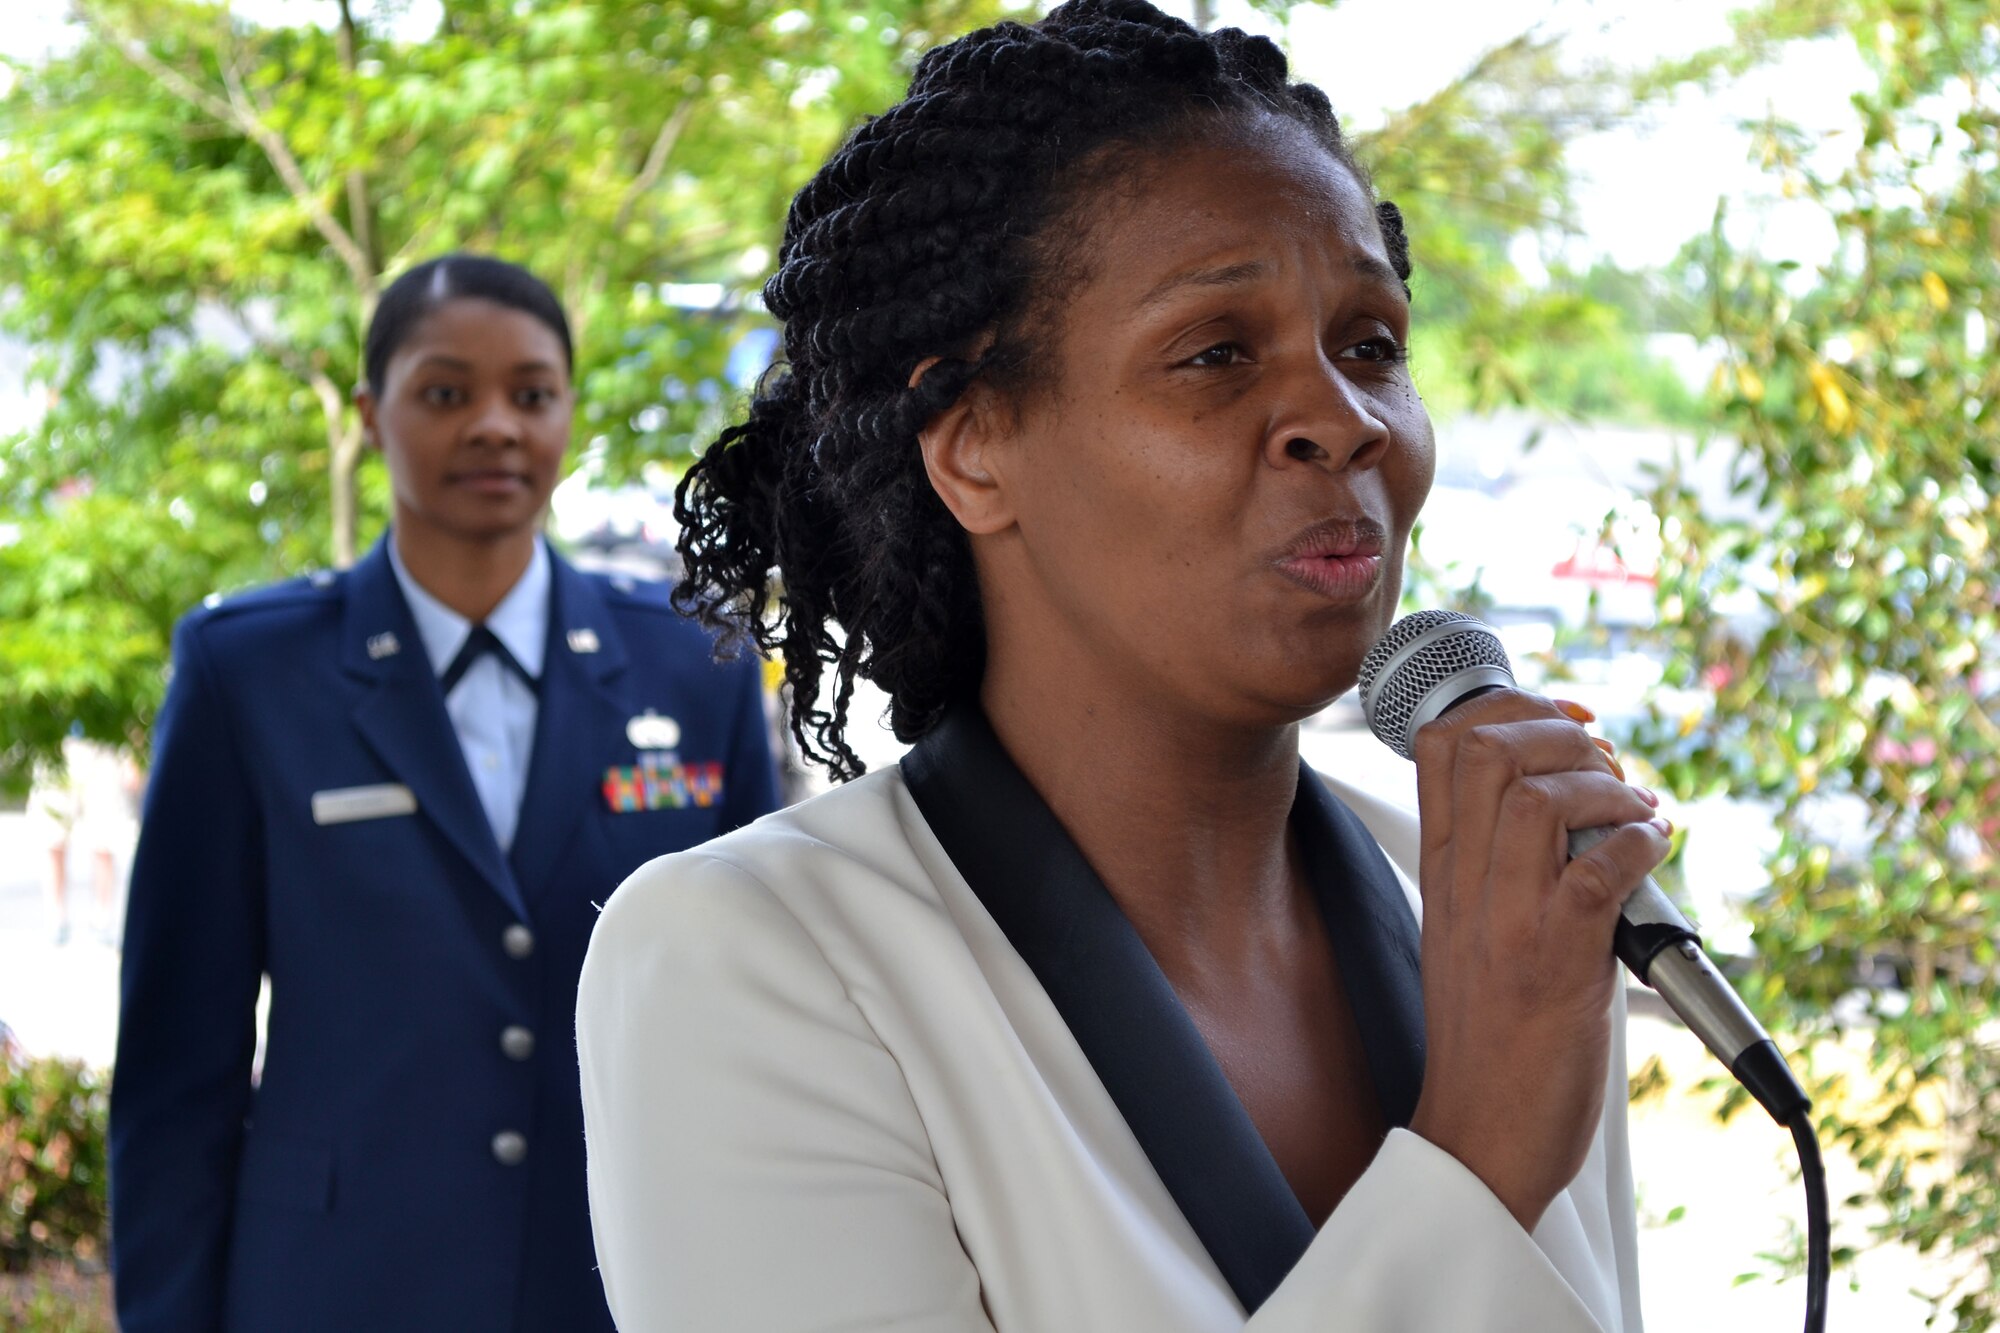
110;538;780;1333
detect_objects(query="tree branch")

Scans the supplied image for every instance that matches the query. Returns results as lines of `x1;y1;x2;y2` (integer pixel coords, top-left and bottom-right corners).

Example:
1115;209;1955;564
76;0;379;303
612;100;695;237
336;0;378;279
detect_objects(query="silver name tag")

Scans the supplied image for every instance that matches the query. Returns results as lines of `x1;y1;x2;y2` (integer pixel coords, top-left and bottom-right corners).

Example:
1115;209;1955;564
311;783;418;825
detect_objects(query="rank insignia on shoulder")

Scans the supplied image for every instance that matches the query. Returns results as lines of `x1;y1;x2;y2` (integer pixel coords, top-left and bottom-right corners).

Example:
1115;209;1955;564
366;631;401;660
602;754;724;812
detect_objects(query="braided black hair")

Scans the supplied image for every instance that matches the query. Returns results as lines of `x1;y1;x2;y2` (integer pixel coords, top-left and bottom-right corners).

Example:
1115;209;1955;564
674;0;1412;779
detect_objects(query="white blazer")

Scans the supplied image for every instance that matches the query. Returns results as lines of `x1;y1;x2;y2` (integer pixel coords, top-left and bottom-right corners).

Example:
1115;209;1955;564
577;708;1642;1332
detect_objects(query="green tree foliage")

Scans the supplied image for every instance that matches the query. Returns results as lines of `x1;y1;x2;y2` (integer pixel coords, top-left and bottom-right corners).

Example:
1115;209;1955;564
1641;1;2000;1323
0;0;1692;785
0;0;1014;788
1359;32;1651;417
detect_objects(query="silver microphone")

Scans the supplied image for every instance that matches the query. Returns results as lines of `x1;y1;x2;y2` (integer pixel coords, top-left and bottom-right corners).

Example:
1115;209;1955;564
1356;610;1808;1125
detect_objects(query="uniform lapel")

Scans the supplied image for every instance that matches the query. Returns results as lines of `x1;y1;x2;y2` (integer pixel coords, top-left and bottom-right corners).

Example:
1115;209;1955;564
901;705;1428;1316
507;552;628;904
340;540;531;923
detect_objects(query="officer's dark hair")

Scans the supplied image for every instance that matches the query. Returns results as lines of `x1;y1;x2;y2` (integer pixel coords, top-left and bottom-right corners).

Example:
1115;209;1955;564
363;254;575;395
674;0;1412;779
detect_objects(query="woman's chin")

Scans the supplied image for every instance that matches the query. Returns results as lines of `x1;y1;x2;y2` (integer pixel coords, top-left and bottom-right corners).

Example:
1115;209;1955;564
1198;670;1359;734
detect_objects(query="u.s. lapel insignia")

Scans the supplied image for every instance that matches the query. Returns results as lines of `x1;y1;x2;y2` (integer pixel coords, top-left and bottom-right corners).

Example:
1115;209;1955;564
567;627;601;654
366;631;401;660
626;710;680;751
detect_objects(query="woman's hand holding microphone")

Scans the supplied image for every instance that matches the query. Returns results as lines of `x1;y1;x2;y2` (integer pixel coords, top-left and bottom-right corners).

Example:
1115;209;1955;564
1406;690;1671;1231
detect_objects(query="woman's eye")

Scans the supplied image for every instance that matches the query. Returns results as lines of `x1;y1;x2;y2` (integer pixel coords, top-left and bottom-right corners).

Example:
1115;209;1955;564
516;387;557;408
420;384;466;407
1187;342;1248;368
1347;335;1407;364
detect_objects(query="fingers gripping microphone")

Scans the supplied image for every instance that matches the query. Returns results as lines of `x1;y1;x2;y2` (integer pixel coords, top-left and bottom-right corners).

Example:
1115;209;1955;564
1357;610;1809;1126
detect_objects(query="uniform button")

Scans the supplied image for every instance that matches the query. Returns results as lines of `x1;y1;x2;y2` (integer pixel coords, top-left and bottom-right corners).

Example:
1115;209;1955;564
491;1130;527;1166
502;924;535;959
500;1025;535;1061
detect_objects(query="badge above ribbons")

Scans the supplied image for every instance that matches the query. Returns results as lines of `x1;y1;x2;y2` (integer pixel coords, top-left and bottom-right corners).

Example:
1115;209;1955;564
603;711;723;812
625;710;679;750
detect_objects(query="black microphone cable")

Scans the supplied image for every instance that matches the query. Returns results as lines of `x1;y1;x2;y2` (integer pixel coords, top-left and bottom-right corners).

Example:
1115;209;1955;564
1793;1106;1830;1333
1358;609;1830;1332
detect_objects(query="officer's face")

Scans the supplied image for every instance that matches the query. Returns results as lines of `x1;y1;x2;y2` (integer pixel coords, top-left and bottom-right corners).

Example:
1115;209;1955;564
358;298;574;546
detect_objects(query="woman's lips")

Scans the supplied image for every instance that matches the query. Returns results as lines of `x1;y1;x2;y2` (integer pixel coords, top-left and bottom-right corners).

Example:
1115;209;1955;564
451;470;529;496
1274;517;1388;602
1277;551;1384;602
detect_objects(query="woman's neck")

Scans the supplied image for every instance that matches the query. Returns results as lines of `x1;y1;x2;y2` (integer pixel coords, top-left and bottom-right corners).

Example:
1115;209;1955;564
979;648;1306;955
391;515;540;623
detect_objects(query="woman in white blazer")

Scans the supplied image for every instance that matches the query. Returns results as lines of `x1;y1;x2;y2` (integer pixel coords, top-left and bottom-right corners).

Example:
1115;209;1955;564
578;3;1670;1329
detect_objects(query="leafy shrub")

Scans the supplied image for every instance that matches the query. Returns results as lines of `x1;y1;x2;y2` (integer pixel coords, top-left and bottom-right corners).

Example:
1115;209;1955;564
0;1264;115;1333
0;1051;110;1274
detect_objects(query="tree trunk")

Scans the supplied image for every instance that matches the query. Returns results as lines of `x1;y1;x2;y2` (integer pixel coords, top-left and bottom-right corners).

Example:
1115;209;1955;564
1193;0;1215;31
335;0;380;278
313;372;365;568
331;428;365;569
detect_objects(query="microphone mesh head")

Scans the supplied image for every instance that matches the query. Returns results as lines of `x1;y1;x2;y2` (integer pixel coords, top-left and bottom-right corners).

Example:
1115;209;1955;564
1357;611;1514;758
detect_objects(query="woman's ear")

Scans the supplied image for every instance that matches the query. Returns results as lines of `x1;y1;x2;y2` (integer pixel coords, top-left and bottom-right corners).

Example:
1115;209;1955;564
913;358;1015;537
354;385;383;453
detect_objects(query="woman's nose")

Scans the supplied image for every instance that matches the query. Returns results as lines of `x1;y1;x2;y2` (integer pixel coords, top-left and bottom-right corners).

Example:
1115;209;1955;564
1268;356;1389;473
463;393;523;447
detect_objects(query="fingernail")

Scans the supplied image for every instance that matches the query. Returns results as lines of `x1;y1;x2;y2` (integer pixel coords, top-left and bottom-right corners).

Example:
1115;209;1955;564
1594;737;1617;756
1556;699;1597;724
1608;755;1627;781
1650;816;1674;837
1634;785;1659;807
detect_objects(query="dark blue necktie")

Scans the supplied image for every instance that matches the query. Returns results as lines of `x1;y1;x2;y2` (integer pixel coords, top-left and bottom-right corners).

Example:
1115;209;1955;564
439;624;538;696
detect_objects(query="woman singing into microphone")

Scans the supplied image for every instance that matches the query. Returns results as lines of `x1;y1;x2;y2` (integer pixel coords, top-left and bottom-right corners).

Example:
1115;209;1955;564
577;3;1668;1327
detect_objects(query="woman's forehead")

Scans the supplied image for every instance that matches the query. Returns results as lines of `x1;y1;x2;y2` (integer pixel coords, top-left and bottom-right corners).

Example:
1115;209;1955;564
1075;129;1388;303
393;299;568;368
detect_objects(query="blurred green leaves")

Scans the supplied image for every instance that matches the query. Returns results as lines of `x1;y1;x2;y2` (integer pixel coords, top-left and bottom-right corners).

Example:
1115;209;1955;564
1641;1;2000;1323
0;0;1704;787
0;0;1016;784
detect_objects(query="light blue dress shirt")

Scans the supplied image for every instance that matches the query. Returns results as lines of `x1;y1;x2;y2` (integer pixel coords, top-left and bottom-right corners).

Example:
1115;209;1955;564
388;536;549;852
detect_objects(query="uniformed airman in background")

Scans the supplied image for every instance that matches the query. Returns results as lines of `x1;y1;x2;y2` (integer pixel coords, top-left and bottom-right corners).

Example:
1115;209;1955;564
110;253;780;1333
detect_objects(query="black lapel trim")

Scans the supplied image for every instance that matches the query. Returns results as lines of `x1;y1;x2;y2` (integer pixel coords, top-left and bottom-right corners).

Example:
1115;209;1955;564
902;706;1428;1312
907;706;1435;1314
1292;771;1427;1132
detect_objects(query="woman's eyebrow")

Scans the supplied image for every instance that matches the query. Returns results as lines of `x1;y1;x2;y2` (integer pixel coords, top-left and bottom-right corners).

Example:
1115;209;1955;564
1135;251;1404;310
1135;259;1269;311
1349;253;1403;290
407;354;561;374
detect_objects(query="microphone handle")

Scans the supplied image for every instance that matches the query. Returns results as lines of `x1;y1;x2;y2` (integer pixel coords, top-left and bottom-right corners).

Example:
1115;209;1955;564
1569;826;1809;1125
